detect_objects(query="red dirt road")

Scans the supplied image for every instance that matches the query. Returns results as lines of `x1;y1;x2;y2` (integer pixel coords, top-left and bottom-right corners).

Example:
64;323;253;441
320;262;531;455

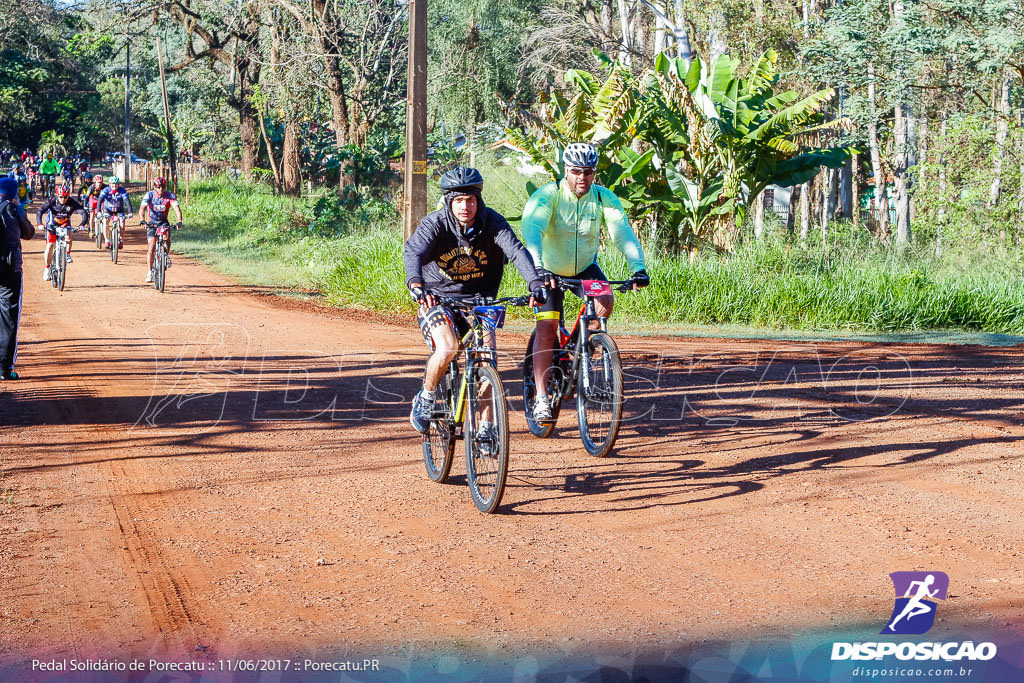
2;226;1023;667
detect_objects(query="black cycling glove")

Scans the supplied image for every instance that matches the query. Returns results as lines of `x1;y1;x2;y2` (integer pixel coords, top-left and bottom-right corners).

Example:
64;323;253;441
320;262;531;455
531;286;548;305
535;268;555;283
628;269;650;288
409;284;428;303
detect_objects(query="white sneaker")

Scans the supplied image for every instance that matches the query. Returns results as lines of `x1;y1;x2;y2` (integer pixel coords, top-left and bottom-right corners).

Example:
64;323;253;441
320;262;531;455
43;268;51;281
145;270;153;283
165;258;171;269
65;254;73;263
533;395;554;422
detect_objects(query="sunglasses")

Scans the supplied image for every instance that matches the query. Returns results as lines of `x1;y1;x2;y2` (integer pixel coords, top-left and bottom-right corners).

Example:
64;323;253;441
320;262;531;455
567;167;596;177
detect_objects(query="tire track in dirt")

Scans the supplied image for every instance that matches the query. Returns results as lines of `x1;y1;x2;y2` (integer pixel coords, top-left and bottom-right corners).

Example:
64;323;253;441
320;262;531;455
53;343;206;652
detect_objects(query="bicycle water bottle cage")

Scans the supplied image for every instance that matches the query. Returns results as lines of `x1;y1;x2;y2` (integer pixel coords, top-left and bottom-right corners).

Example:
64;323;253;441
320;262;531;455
474;306;506;330
581;280;612;297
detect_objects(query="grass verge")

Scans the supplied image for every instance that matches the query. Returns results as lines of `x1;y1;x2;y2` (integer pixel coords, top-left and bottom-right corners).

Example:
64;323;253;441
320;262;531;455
173;174;1024;338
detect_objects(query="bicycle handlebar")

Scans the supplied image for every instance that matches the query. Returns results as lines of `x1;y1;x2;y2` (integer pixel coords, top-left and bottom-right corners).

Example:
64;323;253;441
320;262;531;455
554;276;636;293
434;293;533;309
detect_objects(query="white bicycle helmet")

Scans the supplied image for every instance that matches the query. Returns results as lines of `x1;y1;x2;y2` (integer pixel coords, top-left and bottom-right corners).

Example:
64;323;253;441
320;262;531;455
563;142;599;169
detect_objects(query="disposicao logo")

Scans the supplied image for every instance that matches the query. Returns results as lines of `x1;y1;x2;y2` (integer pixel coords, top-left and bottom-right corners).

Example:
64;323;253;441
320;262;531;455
882;571;948;635
830;571;997;663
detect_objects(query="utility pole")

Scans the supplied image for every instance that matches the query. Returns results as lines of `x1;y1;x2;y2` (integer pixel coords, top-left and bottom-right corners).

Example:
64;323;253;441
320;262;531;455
156;36;178;192
402;0;427;240
124;39;131;184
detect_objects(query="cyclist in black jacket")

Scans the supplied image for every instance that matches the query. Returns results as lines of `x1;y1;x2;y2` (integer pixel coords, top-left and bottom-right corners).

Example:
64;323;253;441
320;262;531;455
404;166;546;433
36;185;87;280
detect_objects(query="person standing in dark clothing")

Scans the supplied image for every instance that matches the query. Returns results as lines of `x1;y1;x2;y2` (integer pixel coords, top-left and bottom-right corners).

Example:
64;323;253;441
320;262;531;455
0;177;36;380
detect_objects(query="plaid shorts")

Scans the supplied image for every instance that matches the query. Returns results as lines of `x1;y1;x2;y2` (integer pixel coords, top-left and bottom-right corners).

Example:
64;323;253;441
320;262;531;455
416;304;471;348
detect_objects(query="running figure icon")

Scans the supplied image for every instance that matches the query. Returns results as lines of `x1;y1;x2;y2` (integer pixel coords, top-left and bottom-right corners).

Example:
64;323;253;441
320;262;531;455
888;575;937;631
882;571;949;635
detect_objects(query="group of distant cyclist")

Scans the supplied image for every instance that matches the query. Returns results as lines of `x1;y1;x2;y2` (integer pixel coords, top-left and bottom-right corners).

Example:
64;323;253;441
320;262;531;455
3;148;183;284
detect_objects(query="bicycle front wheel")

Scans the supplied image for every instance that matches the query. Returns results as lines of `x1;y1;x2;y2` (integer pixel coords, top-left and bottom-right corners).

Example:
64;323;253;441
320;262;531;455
56;243;67;291
423;371;456;483
111;225;119;263
95;218;103;248
155;246;166;292
464;363;509;513
576;332;623;457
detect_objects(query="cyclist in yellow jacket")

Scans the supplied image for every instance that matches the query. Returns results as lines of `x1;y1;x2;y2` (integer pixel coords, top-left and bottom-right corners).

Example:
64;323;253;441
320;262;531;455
520;142;649;422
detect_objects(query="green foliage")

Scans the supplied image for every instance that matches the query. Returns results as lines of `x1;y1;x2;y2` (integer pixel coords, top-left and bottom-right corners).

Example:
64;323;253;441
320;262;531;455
427;0;537;132
511;51;852;251
37;131;68;159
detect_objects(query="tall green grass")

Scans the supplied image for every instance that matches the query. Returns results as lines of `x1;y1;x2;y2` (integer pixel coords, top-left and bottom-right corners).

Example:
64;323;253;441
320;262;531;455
176;174;1024;334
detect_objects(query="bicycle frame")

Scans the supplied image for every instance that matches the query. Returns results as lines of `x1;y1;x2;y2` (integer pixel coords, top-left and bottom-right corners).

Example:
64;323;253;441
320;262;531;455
447;305;505;425
551;284;616;399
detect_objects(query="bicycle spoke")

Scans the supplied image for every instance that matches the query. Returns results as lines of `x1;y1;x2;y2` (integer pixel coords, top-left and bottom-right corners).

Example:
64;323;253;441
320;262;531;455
465;364;508;513
577;333;623;457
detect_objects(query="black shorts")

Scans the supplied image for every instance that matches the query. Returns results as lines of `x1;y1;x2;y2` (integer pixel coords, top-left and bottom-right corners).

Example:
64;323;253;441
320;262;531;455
146;221;170;239
417;304;471;348
534;262;608;321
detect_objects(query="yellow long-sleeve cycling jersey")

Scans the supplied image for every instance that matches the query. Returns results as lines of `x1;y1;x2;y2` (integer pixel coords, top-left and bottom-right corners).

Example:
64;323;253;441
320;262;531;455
520;179;645;276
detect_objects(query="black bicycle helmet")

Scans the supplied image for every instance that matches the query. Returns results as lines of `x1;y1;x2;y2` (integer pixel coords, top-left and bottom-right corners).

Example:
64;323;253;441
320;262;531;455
440;166;483;194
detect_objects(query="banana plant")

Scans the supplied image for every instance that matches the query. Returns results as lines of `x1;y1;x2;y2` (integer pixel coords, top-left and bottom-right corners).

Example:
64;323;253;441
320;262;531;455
510;49;854;251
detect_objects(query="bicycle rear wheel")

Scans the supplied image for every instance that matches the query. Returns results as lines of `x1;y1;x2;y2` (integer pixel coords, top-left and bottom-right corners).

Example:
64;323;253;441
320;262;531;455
522;330;563;438
465;363;509;513
576;332;623;457
423;371;456;483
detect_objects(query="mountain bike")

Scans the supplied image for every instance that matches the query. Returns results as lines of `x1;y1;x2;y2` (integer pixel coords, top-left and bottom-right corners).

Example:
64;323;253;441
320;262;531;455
47;224;83;292
92;202;103;248
41;174;55;199
522;277;634;458
422;293;530;513
104;213;126;263
151;221;181;292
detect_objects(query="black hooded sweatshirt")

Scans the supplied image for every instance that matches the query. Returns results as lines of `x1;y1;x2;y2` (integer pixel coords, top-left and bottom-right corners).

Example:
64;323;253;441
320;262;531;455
403;194;541;298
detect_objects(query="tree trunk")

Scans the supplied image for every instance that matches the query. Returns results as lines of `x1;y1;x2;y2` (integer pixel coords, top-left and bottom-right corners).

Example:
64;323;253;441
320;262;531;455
937;116;948;223
601;0;613;35
1018;129;1024;233
753;190;765;239
989;71;1010;207
239;102;259;178
866;63;889;237
851;152;859;228
820;168;837;241
840;157;852;219
893;102;913;247
672;0;692;65
653;10;666;55
234;57;260;178
257;109;281;189
786;185;798;233
708;11;727;62
283;121;302;196
617;0;632;65
634;11;647;60
917;116;928;199
799;181;811;241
